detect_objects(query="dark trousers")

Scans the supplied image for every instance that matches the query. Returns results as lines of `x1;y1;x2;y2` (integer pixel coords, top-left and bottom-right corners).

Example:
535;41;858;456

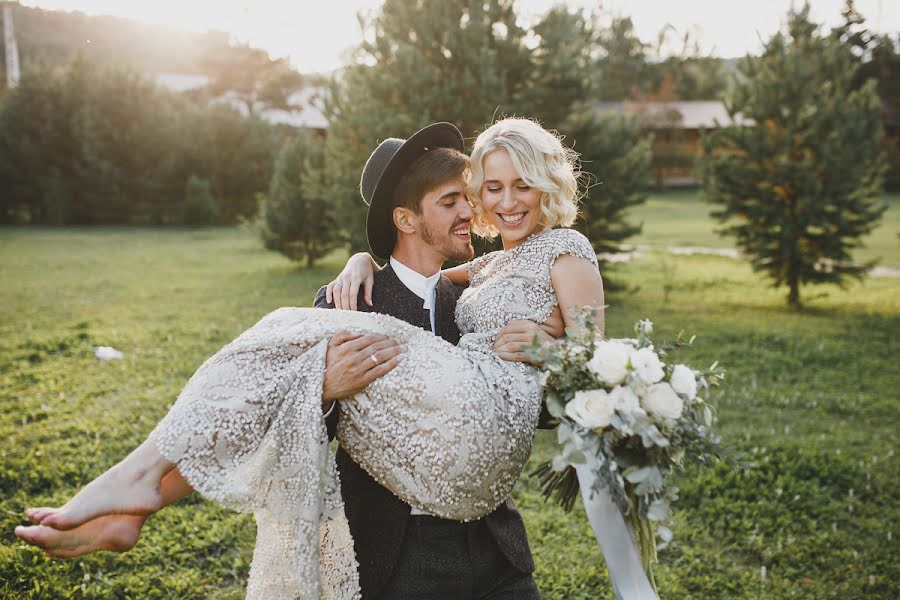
377;515;541;600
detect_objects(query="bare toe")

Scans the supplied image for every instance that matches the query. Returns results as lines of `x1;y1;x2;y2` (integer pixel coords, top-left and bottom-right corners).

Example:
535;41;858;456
15;526;48;549
26;508;54;523
40;512;77;531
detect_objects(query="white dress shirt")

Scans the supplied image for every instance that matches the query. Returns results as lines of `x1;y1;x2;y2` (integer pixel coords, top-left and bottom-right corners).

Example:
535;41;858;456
388;256;441;333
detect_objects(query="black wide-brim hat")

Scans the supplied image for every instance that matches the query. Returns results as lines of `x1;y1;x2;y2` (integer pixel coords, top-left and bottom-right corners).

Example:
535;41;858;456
360;122;464;259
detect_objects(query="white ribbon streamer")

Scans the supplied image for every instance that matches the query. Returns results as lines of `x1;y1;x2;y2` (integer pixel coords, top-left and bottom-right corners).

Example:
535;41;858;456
574;453;660;600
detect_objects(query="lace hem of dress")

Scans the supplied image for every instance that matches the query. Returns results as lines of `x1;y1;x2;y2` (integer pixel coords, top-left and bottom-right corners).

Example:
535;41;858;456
150;333;361;600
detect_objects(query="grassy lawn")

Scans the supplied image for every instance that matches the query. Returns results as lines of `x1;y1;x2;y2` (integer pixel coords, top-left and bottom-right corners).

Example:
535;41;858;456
628;190;900;269
1;225;897;599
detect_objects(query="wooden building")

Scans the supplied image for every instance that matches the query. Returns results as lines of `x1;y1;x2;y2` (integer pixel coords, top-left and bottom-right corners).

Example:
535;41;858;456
594;100;748;187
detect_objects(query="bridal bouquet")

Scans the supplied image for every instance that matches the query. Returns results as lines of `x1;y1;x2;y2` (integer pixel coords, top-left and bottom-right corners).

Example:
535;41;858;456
531;314;727;590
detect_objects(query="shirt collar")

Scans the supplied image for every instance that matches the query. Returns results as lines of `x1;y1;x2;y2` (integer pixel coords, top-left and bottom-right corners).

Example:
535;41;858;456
389;256;441;305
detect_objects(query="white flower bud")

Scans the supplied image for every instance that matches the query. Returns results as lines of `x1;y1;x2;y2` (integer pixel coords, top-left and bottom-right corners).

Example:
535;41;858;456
669;364;697;400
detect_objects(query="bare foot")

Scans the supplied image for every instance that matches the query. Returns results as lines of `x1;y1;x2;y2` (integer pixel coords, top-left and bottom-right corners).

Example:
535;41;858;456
29;440;174;531
15;514;146;558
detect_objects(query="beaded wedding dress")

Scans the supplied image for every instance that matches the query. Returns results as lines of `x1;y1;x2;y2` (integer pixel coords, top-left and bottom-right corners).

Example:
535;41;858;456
149;228;598;599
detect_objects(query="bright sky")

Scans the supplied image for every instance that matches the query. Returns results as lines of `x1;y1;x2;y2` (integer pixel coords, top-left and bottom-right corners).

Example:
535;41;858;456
22;0;900;73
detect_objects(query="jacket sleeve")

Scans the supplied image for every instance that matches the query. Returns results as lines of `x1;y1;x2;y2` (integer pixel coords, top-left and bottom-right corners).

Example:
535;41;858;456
536;402;557;430
314;287;340;440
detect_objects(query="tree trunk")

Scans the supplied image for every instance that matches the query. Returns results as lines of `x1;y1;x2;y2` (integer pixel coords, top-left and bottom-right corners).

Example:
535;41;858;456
787;277;801;309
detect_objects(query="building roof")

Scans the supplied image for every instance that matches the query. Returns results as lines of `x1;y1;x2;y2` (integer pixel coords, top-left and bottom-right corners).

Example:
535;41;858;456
260;87;328;130
154;72;210;92
594;100;749;128
153;72;327;130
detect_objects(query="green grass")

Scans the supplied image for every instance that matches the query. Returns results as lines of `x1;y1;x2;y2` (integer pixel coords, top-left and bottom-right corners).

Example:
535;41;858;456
1;226;898;599
628;190;900;269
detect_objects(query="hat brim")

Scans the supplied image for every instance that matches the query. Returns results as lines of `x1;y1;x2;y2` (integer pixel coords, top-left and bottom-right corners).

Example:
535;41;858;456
366;122;464;259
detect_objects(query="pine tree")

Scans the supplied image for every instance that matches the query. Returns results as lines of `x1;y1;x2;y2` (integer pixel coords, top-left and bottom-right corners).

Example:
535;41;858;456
564;111;652;271
596;17;650;101
524;7;596;130
698;4;886;308
182;175;220;226
258;132;342;267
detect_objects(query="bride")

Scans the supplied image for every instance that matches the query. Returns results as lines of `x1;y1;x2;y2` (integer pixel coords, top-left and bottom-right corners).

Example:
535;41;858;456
16;118;641;598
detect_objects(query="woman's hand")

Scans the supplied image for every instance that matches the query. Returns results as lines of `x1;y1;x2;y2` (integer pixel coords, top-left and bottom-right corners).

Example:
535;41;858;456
326;252;380;310
492;319;552;364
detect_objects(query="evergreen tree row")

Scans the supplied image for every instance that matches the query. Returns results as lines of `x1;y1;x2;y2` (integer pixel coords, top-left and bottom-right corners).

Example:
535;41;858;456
0;57;284;225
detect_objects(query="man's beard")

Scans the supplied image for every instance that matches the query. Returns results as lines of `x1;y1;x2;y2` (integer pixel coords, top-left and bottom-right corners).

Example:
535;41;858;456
421;219;473;262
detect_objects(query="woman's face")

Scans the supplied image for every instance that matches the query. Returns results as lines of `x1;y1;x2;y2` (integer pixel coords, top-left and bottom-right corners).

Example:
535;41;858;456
479;149;545;250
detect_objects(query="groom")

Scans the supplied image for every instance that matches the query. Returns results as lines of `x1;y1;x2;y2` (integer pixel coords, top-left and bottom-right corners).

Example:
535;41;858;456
315;122;551;599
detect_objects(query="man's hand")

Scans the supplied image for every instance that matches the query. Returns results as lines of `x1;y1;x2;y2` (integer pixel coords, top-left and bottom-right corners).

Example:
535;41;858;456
493;318;558;364
321;330;406;411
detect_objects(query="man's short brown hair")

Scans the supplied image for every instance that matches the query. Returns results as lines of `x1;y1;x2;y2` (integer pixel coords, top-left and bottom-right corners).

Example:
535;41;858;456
393;147;470;213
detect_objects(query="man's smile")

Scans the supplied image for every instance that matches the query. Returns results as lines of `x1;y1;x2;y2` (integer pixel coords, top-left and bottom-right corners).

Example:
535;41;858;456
452;223;471;241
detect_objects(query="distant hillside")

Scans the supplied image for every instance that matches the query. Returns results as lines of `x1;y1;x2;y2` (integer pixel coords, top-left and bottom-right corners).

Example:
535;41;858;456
0;2;238;81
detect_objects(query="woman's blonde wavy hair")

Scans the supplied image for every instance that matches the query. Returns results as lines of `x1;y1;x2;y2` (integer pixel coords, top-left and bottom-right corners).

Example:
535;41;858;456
467;117;581;238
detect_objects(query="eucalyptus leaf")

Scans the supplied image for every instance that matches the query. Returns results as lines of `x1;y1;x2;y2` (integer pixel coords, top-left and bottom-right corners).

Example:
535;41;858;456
624;466;653;483
556;423;572;445
551;454;568;472
565;450;587;465
647;500;669;521
545;392;567;419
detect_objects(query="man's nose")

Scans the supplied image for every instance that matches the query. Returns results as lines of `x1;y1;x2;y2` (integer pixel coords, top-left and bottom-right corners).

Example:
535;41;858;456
459;199;474;220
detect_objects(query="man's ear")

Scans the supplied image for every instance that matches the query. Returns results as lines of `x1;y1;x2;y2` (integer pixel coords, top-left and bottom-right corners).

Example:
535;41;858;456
393;207;417;235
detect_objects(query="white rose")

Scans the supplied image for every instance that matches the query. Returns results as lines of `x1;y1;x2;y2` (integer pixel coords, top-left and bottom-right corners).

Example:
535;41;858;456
609;385;643;416
587;341;631;385
669;364;697;400
565;389;616;430
642;382;684;421
630;347;665;384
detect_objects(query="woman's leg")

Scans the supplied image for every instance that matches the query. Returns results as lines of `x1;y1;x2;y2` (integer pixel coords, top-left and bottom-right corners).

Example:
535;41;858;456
16;468;195;556
26;307;339;532
25;439;176;530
